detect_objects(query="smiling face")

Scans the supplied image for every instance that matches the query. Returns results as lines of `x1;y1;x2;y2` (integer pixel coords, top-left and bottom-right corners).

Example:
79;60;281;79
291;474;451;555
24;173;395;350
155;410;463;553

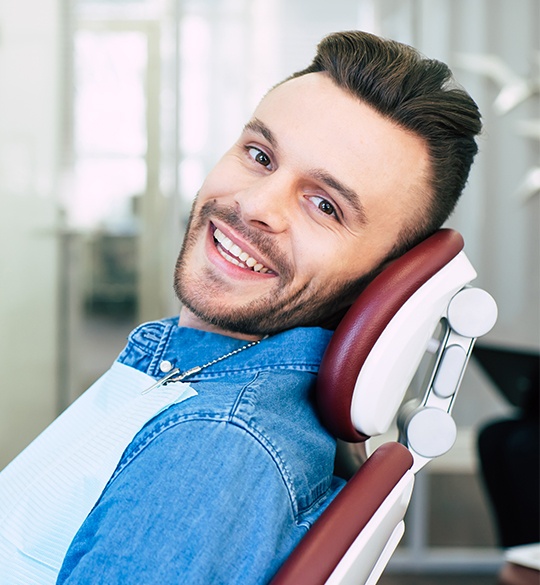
174;72;431;338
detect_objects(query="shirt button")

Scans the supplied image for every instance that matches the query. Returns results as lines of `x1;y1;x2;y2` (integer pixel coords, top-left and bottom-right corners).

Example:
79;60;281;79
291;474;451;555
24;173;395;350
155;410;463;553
159;360;173;373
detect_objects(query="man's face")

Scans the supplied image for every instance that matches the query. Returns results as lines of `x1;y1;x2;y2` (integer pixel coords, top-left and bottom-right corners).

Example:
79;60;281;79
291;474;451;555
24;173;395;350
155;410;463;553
175;73;430;337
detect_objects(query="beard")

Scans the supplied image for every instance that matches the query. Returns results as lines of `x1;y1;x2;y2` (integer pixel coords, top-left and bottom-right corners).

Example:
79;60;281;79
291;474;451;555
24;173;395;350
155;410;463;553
173;198;380;336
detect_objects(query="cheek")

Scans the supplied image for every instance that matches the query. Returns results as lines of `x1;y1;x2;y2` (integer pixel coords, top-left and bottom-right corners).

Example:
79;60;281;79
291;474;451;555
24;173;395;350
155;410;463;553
294;227;390;285
293;233;355;282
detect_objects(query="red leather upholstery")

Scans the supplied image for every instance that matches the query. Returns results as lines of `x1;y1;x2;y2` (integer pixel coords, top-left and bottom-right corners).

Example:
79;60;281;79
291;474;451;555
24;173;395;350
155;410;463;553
317;229;464;442
270;442;413;585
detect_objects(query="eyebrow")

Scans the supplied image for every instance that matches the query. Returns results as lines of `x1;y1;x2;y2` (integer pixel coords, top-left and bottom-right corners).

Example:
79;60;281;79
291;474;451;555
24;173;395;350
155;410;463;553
243;117;368;225
243;118;278;149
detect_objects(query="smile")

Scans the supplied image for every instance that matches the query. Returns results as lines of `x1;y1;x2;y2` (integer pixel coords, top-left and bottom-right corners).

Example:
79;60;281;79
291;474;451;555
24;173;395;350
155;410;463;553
213;227;274;274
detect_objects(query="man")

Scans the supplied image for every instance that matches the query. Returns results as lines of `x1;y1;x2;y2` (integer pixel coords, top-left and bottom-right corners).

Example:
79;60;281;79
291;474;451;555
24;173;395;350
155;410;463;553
9;31;482;584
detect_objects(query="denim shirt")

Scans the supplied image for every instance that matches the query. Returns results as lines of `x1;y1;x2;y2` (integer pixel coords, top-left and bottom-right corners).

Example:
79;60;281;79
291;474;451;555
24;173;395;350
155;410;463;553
57;317;344;585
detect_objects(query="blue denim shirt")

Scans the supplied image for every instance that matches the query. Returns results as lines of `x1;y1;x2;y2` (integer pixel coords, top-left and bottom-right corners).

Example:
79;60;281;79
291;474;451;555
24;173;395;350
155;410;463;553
57;317;344;584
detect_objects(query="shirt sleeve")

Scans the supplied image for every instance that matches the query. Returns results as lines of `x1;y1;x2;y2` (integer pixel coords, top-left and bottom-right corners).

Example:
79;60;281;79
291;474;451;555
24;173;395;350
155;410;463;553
56;418;306;585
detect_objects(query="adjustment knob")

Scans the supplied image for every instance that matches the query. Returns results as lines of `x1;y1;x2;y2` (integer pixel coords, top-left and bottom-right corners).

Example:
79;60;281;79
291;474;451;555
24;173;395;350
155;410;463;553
447;288;498;338
406;408;457;458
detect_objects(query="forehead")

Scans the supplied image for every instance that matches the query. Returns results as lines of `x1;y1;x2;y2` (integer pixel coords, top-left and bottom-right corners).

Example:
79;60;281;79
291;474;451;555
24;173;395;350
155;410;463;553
251;73;430;226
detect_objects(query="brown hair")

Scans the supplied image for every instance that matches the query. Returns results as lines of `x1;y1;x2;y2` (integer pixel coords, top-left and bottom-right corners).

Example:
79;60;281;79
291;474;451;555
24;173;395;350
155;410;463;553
287;30;482;257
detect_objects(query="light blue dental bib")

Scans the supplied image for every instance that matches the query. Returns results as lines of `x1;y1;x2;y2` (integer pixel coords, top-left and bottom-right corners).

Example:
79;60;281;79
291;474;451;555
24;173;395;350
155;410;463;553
0;361;197;584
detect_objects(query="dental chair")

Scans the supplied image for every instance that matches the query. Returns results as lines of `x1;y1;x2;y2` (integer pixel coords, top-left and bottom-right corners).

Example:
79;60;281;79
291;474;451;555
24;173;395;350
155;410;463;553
270;228;498;585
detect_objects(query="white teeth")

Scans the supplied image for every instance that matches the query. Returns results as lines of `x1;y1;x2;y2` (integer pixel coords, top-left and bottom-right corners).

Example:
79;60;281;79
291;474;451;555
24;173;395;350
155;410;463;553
221;236;233;251
213;228;271;274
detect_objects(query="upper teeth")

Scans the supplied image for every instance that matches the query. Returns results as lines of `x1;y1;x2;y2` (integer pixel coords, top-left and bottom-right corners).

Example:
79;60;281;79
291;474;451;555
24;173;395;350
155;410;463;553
214;228;271;273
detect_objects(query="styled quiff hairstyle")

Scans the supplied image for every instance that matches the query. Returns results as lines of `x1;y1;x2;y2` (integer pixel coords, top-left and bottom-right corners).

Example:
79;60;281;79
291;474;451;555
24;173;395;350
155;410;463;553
287;30;482;257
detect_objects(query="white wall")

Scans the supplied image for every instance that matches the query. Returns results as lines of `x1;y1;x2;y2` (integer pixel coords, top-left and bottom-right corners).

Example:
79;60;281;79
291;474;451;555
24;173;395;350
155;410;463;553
0;0;62;467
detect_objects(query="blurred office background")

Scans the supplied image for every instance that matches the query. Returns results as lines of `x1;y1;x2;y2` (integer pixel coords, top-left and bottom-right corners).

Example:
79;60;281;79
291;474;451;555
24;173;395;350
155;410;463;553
0;0;538;580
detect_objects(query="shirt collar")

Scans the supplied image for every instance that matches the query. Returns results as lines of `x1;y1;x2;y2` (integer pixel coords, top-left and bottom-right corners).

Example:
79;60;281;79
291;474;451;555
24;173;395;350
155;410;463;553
154;319;334;380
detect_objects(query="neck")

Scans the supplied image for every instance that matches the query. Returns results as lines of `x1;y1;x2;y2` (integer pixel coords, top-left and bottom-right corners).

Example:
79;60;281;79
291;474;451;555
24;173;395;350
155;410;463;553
178;307;263;342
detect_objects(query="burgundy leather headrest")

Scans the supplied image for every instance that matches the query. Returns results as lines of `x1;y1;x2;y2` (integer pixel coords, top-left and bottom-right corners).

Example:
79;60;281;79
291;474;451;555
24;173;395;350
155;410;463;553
316;229;464;442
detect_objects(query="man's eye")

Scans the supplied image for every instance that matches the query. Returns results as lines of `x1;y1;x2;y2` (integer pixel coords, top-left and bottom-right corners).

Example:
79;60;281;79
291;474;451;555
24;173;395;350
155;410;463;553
319;200;335;215
311;196;337;218
247;147;271;168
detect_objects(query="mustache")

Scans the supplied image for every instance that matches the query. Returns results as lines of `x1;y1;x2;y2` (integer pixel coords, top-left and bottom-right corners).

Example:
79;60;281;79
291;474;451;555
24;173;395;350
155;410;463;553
195;199;293;280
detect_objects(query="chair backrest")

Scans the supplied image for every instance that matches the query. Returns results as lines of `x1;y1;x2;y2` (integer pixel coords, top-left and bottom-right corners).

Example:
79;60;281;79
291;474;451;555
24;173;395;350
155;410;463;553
270;229;497;585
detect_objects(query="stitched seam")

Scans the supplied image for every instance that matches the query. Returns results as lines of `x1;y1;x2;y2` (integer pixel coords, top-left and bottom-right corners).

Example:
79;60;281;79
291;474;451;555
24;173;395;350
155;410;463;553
228;371;259;421
186;363;322;381
123;321;167;355
148;321;174;375
227;373;300;517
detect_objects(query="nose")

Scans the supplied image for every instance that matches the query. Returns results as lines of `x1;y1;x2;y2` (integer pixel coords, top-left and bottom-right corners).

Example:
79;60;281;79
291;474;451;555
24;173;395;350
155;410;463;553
234;172;293;233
